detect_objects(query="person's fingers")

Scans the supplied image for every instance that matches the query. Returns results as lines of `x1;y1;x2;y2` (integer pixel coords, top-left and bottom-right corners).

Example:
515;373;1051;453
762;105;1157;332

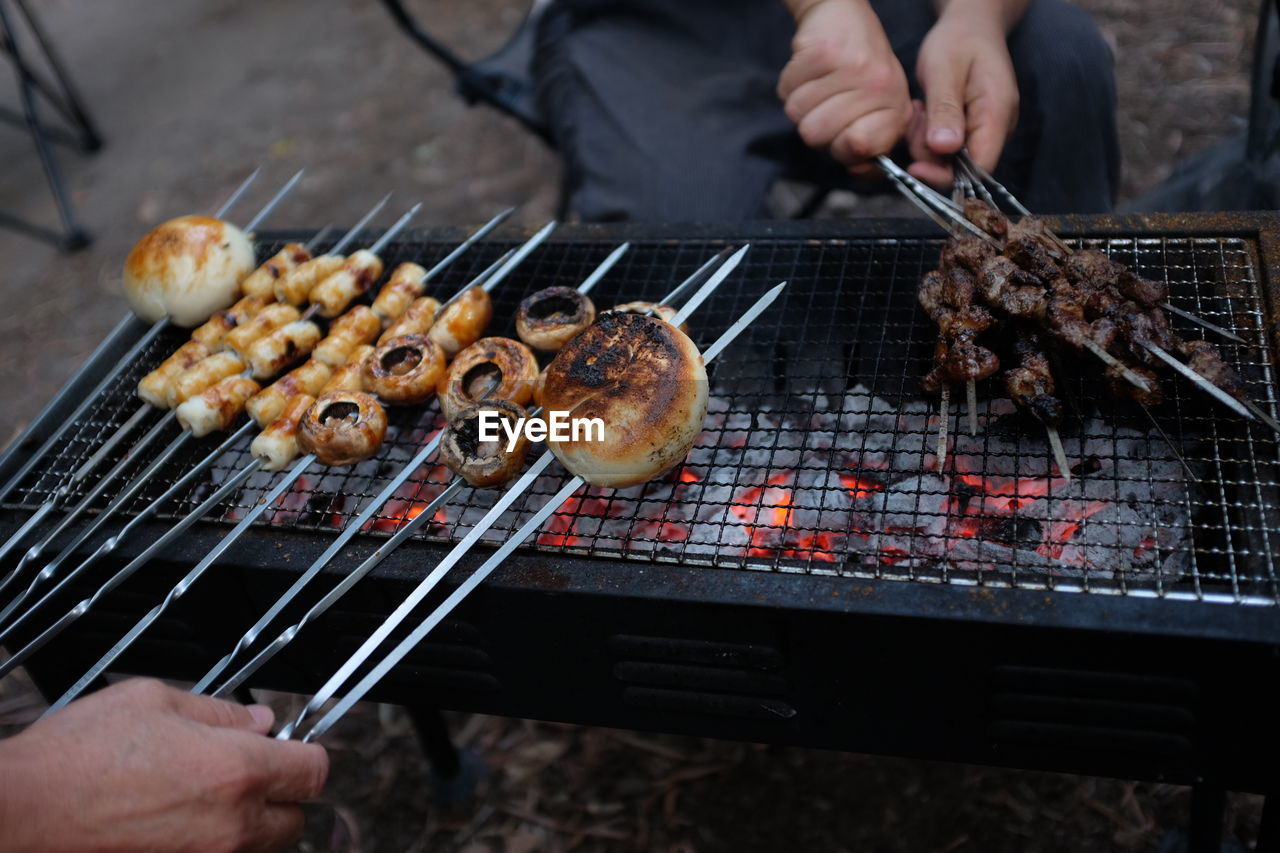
777;34;845;100
908;160;955;187
920;57;968;157
244;738;330;802
782;71;849;126
244;804;306;853
166;690;266;732
965;87;1019;173
830;108;907;170
906;99;952;187
794;89;866;150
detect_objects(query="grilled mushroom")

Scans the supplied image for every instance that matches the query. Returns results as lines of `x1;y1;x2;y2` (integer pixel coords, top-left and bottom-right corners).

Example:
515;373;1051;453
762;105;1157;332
297;390;388;467
515;286;596;352
428;285;492;357
439;400;532;488
363;334;446;405
603;301;690;335
542;311;708;488
438;337;539;421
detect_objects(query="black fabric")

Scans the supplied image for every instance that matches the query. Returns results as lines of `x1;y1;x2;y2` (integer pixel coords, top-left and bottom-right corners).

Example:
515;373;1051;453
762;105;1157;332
533;0;1120;221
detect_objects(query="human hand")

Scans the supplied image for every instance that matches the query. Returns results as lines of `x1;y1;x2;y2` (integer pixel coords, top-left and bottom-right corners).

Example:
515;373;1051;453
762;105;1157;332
778;0;912;177
907;1;1022;186
0;678;328;853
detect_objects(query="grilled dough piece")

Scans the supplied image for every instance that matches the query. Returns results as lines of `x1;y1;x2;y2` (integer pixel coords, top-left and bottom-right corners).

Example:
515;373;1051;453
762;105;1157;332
175;375;260;437
191;294;269;347
428;286;492;357
323;344;375;393
123;216;255;327
138;340;212;408
246;358;333;428
167;351;245;408
541;312;708;488
363;334;446;405
251;393;314;471
379;295;441;344
222;303;301;359
310;250;385;318
438;337;538;421
240;243;311;300
246;320;322;379
275;254;345;306
440;400;531;488
314;305;382;366
298;390;388;467
604;301;690;335
371;262;428;322
516;287;596;352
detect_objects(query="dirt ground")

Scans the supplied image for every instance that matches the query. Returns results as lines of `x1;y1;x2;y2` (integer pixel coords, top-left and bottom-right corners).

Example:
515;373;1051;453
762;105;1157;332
0;0;1267;850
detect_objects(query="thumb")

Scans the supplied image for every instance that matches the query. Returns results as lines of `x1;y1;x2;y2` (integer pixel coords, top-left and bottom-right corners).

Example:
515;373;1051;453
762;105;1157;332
922;63;967;156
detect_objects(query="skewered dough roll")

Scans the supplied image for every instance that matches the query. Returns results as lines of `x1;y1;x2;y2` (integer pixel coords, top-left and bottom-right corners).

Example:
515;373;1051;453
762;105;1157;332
541;312;708;488
428;285;492;357
123;216;255;327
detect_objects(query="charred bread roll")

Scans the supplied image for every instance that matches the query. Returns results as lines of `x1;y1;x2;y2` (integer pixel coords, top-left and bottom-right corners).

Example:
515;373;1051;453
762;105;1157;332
246;320;322;379
439;400;531;488
138;340;212;408
314;305;382;366
123;216;255;327
221;303;301;359
240;243;311;300
250;393;314;471
166;351;246;408
428;286;491;357
191;294;269;347
541;312;708;488
275;254;345;306
379;295;441;344
297;390;388;467
310;250;385;318
371;262;428;323
246;358;333;428
515;286;596;352
363;334;446;405
604;301;690;335
438;337;538;421
322;344;375;393
531;366;547;409
175;375;260;437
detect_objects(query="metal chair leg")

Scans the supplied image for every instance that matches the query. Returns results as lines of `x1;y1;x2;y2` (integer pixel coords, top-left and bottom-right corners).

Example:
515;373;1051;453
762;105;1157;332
404;705;485;804
1189;783;1227;853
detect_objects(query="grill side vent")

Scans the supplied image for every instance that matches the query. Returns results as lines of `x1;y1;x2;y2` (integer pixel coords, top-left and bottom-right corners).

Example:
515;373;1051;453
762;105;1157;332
609;635;795;721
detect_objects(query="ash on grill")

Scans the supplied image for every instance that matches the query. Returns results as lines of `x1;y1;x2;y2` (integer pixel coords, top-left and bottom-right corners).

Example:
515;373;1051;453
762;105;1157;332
217;383;1192;581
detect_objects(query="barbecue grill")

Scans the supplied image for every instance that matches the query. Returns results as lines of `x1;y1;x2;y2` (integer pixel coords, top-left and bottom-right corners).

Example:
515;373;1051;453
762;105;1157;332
2;215;1278;822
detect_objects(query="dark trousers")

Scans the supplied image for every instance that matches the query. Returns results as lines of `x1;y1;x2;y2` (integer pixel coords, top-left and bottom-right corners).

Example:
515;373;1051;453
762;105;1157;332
533;0;1120;221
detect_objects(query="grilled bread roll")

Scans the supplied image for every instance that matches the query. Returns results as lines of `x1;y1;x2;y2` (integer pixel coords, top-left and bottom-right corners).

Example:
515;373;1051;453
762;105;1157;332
515;286;595;352
371;262;428;323
541;312;708;488
251;393;314;471
221;303;301;359
275;254;345;306
137;340;212;408
166;351;245;408
123;216;255;327
439;400;531;488
438;337;538;421
246;320;322;379
240;243;311;300
191;294;269;347
428;285;492;357
175;375;260;437
297;390;388;467
322;344;375;393
246;358;333;428
314;305;382;366
378;295;441;344
604;301;690;335
310;250;385;318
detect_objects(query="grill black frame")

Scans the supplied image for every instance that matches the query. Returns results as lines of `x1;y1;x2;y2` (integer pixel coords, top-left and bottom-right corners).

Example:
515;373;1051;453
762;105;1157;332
2;214;1279;792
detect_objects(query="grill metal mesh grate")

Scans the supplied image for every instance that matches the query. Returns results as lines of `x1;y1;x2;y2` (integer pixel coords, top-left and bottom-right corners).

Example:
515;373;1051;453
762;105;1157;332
5;233;1279;605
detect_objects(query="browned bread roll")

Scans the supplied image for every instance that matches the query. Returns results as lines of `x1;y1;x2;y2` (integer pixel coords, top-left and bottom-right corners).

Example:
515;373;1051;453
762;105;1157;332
123;216;255;326
541;312;707;488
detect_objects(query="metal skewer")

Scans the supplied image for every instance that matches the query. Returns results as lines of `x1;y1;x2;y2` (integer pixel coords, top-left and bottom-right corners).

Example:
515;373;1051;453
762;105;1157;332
288;280;784;742
1044;425;1072;482
1;224;534;672
272;250;753;736
198;246;735;697
0;173;305;564
42;223;559;706
297;202;421;323
0;170;268;535
1139;341;1257;423
935;385;951;473
877;156;996;245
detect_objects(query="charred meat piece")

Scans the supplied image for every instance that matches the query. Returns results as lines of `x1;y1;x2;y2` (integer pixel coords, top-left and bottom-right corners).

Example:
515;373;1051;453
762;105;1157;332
963;198;1008;241
1065;248;1168;307
1105;362;1165;407
940;233;997;275
1004;331;1062;425
978;256;1047;320
1181;339;1245;398
1004;217;1067;281
1045;296;1118;352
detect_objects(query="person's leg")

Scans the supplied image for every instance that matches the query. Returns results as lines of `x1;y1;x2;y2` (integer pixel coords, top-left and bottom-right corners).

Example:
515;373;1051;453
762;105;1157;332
533;1;796;222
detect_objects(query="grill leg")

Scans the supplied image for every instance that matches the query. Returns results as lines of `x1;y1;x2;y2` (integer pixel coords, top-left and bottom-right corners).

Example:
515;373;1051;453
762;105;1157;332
1188;783;1227;853
405;705;484;805
1258;793;1277;853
